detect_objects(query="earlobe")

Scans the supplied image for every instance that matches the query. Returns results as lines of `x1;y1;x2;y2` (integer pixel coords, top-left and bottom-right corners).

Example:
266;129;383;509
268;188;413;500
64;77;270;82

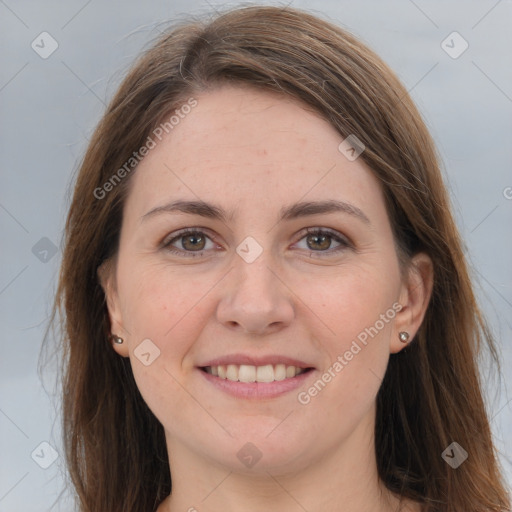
391;252;434;354
97;259;130;357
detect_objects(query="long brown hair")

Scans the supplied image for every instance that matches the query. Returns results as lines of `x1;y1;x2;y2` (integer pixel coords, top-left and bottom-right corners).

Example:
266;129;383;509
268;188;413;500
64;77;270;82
46;5;511;511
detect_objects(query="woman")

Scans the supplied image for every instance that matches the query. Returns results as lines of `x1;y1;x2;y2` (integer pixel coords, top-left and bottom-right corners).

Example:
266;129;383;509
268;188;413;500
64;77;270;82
50;5;511;511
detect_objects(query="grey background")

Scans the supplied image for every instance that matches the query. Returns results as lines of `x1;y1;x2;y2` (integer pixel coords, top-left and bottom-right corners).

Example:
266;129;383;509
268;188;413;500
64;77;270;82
1;0;511;510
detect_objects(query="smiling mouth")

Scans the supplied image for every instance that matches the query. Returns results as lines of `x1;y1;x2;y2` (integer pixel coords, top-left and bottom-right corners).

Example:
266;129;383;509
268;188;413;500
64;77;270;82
200;364;314;383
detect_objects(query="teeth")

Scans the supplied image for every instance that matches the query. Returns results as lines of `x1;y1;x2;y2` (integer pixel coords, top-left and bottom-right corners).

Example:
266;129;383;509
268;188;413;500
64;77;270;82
274;364;286;381
205;364;306;382
226;364;238;381
238;364;256;382
256;364;274;383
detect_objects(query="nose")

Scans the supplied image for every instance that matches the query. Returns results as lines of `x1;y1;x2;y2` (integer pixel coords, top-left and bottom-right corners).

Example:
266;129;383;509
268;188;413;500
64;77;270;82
215;245;295;335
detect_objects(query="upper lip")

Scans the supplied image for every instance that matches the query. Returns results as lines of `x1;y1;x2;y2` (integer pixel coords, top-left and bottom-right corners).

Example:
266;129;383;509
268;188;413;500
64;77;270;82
199;354;314;369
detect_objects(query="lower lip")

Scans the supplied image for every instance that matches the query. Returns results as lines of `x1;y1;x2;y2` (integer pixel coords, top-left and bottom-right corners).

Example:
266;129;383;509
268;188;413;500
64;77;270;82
198;368;314;399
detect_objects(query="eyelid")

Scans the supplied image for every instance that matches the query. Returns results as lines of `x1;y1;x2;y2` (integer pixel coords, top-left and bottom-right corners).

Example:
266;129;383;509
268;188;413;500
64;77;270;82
161;226;221;250
292;227;353;254
161;226;353;257
297;226;352;245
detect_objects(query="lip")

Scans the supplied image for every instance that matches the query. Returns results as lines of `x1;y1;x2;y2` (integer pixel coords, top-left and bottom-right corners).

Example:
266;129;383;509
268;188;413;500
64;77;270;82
199;354;313;368
197;366;315;399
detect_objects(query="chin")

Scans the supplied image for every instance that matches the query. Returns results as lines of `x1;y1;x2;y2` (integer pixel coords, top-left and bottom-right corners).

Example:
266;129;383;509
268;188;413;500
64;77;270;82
196;421;315;474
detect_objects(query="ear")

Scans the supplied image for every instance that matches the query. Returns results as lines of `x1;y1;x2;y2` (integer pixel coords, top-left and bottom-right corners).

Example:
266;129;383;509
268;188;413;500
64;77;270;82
97;258;129;357
390;252;434;354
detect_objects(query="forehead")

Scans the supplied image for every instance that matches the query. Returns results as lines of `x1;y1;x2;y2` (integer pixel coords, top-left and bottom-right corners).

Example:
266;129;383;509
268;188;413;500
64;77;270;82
122;84;387;226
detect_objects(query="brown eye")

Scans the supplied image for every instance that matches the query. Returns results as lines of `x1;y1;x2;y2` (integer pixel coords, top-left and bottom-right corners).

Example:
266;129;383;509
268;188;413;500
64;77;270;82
306;232;332;251
294;228;351;256
180;232;206;251
163;229;217;257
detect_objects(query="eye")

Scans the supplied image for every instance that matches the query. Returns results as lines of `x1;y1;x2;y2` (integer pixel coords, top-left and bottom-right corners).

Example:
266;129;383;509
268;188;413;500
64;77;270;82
162;228;218;257
293;227;352;256
162;227;352;258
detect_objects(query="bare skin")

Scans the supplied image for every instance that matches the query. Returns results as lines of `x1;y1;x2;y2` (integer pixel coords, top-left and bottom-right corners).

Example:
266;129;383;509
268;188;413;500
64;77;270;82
99;84;432;512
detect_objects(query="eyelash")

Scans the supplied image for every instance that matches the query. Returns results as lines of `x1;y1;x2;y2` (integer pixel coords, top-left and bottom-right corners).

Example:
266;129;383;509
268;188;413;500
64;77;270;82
161;227;352;258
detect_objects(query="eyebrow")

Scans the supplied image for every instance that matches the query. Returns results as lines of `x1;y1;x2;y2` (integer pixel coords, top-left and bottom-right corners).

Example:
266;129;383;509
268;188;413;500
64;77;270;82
141;199;371;225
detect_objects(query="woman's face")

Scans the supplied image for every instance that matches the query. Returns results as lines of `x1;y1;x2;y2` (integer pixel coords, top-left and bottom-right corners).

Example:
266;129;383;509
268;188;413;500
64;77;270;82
102;84;427;474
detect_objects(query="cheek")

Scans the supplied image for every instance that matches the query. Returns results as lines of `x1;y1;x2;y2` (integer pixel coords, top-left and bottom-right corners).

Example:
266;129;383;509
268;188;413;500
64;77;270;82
118;260;210;338
303;263;399;346
118;264;215;428
295;265;398;410
129;352;203;442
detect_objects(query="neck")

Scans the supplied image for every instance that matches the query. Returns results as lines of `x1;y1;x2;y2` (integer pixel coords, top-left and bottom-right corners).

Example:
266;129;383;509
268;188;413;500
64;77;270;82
158;409;413;512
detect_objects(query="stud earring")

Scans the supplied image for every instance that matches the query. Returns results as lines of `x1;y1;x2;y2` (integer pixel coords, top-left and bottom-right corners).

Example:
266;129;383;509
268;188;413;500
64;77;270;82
399;331;410;343
110;334;124;344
